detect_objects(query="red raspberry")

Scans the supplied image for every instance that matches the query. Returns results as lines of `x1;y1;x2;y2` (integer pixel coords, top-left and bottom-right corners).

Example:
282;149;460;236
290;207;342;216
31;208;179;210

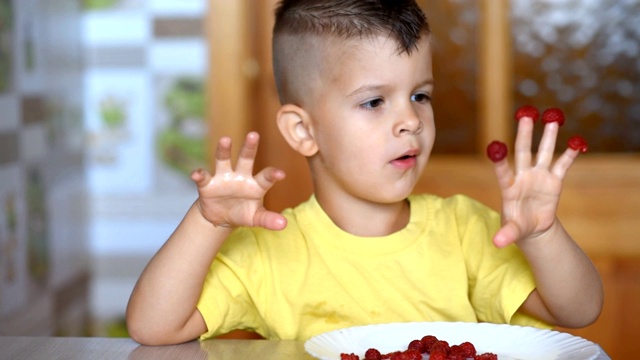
428;348;448;360
486;140;508;162
341;353;359;360
459;341;477;357
541;108;565;126
568;135;588;153
430;340;450;355
364;348;382;360
420;335;438;353
406;339;422;352
449;345;465;360
475;353;498;360
515;105;539;122
402;349;422;360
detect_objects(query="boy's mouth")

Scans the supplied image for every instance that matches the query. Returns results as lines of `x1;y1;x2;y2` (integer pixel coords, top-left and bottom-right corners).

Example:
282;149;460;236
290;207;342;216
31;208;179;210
390;149;420;169
394;149;420;161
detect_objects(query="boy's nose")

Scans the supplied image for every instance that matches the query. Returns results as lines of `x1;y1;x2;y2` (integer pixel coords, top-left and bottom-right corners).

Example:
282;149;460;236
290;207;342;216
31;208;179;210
394;108;423;136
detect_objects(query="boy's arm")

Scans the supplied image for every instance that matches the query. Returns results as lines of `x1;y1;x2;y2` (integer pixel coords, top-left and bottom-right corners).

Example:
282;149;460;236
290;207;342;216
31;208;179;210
490;117;604;328
126;132;286;345
516;219;603;328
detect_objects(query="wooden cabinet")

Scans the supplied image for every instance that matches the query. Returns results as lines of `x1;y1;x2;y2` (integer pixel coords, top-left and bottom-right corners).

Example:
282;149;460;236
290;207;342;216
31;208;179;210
557;256;640;359
206;0;640;355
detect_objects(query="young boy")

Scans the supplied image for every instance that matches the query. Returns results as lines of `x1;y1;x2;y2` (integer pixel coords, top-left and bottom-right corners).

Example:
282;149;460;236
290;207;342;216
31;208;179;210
126;0;603;345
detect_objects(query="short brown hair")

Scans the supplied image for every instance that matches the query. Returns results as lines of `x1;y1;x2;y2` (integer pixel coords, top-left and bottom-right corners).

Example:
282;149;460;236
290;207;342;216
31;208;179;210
272;0;430;103
273;0;429;53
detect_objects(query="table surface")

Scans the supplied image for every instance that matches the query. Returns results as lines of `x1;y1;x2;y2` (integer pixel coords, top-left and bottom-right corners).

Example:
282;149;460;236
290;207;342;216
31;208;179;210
0;334;613;360
0;336;316;360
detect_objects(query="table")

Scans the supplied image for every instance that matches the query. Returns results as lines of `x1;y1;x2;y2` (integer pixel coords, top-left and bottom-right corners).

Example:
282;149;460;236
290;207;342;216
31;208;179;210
0;336;316;360
0;335;612;359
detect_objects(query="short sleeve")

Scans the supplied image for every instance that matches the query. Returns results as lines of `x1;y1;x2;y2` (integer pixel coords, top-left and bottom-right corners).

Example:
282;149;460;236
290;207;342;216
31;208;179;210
197;228;268;339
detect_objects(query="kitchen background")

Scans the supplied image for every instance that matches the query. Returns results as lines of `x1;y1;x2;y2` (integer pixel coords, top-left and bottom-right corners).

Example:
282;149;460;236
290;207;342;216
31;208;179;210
0;0;639;357
0;0;208;336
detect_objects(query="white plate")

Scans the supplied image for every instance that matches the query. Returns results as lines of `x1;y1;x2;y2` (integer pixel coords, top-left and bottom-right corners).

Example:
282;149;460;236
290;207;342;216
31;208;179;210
304;322;610;360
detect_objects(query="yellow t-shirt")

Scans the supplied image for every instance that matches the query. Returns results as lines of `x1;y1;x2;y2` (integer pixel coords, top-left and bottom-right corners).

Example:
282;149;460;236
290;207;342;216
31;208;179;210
197;194;548;341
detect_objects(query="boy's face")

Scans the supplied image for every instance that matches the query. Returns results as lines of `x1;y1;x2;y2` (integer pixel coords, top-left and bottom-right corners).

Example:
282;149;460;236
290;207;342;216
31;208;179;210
304;34;435;204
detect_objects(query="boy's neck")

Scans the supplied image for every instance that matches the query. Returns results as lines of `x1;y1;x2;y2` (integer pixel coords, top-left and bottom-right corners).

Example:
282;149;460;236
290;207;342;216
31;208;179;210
314;192;411;237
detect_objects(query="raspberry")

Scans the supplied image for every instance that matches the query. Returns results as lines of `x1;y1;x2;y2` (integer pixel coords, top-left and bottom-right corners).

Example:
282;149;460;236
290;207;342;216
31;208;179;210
420;335;438;352
340;353;359;360
406;339;422;352
428;348;448;360
364;348;382;360
568;135;588;153
402;349;423;360
486;140;508;162
449;345;465;359
459;341;477;357
474;353;498;360
541;108;565;126
430;340;450;355
515;105;539;122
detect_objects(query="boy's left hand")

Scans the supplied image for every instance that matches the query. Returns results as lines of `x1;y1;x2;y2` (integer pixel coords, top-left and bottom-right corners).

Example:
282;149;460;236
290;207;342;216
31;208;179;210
490;117;581;248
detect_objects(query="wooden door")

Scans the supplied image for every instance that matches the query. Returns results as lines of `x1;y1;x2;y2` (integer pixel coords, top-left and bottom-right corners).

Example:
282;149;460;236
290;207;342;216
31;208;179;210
206;1;640;355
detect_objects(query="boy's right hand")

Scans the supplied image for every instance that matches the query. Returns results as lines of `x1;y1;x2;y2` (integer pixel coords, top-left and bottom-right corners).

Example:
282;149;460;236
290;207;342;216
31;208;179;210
190;131;287;231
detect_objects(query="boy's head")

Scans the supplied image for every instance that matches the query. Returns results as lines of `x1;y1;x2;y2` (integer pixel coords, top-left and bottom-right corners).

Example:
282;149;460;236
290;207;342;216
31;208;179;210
271;1;435;206
272;0;430;105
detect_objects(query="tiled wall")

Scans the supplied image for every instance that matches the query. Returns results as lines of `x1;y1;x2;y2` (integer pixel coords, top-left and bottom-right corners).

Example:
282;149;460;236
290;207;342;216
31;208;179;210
0;0;89;336
81;0;209;332
0;0;209;335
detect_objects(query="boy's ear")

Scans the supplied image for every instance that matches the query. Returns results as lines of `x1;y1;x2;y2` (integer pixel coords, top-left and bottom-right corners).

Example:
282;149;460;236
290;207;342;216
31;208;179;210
276;104;318;156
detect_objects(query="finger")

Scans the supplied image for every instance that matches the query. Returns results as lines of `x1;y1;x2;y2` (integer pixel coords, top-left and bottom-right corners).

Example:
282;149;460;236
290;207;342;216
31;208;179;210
190;168;213;187
253;209;287;231
492;158;515;190
536;122;559;168
514;117;534;173
215;136;233;173
493;221;521;248
551;147;579;179
236;132;260;174
254;167;286;190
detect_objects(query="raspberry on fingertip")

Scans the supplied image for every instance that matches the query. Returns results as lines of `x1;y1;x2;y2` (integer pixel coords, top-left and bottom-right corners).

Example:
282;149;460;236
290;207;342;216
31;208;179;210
541;108;565;126
486;141;508;162
568;135;588;153
514;105;539;122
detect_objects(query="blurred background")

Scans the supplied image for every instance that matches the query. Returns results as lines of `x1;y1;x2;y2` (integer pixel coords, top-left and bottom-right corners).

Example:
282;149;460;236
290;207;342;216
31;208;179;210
0;0;638;358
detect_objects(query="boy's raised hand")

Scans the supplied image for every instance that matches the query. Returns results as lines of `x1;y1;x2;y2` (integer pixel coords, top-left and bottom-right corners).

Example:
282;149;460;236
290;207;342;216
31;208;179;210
489;117;581;248
190;132;287;231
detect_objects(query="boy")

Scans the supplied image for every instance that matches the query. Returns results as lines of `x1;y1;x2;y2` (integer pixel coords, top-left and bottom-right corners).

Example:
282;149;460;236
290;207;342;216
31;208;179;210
126;0;603;345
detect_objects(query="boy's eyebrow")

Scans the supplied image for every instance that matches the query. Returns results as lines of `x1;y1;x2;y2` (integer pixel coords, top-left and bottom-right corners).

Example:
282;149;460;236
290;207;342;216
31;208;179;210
347;84;387;98
347;78;434;98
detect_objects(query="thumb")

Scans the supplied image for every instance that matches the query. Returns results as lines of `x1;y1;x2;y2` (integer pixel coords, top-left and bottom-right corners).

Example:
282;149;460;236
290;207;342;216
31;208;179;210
253;209;287;231
493;221;520;248
190;168;213;187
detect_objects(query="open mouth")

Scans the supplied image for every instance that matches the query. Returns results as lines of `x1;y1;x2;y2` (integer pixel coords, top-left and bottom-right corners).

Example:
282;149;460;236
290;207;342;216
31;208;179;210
391;152;419;169
396;154;415;161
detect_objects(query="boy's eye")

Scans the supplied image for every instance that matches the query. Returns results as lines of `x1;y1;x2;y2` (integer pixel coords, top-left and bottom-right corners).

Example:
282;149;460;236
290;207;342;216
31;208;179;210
361;98;384;109
411;93;431;103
